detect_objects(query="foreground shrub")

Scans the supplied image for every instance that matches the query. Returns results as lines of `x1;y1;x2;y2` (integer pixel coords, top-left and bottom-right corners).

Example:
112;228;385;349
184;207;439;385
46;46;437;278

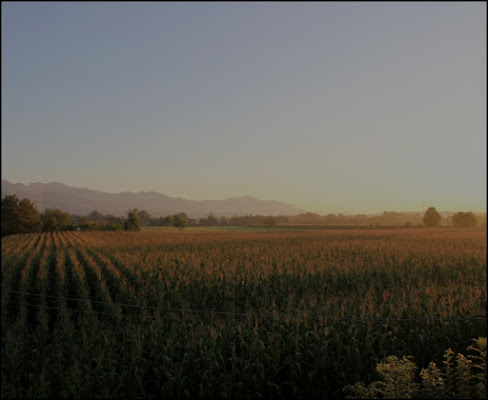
344;337;487;399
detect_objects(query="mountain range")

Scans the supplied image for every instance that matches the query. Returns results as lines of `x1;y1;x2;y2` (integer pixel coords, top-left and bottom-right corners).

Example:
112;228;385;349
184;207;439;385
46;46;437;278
1;180;303;218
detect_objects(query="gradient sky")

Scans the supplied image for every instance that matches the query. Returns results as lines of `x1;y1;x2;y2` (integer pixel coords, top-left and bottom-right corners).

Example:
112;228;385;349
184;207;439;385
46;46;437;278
2;2;486;214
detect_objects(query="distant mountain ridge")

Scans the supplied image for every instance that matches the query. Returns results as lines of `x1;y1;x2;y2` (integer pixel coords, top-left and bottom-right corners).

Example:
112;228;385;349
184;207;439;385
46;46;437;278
1;180;302;218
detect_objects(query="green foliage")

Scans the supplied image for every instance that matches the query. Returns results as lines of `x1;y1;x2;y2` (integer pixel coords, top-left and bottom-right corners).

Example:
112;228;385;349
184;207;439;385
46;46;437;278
345;356;419;399
171;212;189;230
1;195;41;236
423;207;441;227
452;211;477;227
124;209;142;231
103;221;124;231
345;337;487;399
77;213;125;231
78;216;95;231
41;209;72;231
1;195;20;236
163;215;173;226
17;198;42;233
229;214;288;227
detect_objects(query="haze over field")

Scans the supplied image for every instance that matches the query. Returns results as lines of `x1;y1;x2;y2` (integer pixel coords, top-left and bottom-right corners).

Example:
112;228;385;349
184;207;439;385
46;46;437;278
2;2;486;214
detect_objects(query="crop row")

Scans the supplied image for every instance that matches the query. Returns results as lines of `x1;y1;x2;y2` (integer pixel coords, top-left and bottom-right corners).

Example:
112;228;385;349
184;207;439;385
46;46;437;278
1;228;486;398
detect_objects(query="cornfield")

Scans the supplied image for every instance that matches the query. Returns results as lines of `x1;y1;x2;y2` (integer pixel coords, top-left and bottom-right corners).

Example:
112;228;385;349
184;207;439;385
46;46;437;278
1;228;486;398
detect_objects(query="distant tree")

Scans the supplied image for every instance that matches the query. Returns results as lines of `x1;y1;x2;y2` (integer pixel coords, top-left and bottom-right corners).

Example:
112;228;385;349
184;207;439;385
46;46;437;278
124;209;141;231
88;210;105;223
381;211;409;225
41;209;72;231
423;207;441;227
206;212;218;226
156;216;168;226
78;216;95;231
452;212;477;227
104;221;124;231
263;216;277;232
294;212;322;223
164;215;173;226
138;210;152;226
105;214;125;225
69;214;82;226
171;212;188;230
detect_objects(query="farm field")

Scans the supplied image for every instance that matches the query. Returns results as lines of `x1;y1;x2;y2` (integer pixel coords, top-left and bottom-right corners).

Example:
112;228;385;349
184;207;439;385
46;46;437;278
1;228;486;398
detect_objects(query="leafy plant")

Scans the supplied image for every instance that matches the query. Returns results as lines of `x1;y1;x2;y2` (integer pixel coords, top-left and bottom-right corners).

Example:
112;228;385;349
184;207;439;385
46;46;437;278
344;337;487;399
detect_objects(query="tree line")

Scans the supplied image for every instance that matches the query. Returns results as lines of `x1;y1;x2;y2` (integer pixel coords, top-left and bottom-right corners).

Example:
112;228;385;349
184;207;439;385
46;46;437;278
422;207;480;228
1;194;483;237
0;195;194;236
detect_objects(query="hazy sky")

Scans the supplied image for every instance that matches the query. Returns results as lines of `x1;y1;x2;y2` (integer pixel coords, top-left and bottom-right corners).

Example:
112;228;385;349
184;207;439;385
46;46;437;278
2;2;486;214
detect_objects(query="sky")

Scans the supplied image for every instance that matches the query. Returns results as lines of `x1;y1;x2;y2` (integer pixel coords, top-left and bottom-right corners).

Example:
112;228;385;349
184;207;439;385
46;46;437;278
2;2;486;215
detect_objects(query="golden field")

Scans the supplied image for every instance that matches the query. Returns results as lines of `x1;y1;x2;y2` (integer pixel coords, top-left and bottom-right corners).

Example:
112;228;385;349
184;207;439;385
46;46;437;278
1;228;486;398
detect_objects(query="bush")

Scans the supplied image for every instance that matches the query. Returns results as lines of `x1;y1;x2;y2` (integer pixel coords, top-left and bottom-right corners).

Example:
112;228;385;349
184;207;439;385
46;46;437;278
344;337;487;399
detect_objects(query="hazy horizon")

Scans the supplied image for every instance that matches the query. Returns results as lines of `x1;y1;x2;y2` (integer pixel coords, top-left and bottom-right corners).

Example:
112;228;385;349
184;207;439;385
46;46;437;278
3;178;486;217
2;2;486;215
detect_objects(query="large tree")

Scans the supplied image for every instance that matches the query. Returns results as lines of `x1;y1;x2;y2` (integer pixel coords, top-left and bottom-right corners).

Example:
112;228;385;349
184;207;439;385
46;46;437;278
1;195;41;236
18;198;42;233
1;195;21;236
423;207;441;227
